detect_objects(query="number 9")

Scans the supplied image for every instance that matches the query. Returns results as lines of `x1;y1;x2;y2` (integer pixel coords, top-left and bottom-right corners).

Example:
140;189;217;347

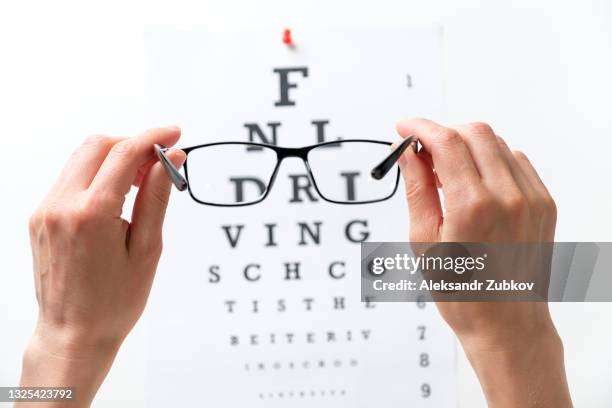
421;383;431;398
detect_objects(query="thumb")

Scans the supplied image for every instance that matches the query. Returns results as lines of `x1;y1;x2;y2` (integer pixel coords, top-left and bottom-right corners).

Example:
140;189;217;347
398;144;443;242
129;149;187;256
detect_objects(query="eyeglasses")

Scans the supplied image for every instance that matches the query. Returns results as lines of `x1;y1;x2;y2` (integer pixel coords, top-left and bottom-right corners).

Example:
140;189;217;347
155;137;417;206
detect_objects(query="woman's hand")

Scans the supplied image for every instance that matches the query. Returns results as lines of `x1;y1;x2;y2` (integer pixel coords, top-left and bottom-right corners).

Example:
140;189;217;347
20;127;185;408
397;118;571;407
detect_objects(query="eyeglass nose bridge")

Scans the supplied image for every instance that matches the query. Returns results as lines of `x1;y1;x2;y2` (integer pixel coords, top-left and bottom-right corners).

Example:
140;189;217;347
267;146;317;200
275;146;310;161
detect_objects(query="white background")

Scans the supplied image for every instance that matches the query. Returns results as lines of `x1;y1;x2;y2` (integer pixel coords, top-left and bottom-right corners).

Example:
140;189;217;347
0;0;611;406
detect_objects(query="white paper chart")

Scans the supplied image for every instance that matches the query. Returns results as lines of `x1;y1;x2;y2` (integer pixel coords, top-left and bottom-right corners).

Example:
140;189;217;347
144;26;456;407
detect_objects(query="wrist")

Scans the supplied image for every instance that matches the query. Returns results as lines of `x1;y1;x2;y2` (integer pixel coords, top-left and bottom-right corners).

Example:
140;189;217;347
459;324;571;408
28;321;123;362
18;323;121;407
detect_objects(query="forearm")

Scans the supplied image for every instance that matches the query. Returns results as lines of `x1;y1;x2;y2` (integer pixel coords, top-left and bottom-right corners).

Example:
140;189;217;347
17;326;120;408
460;326;572;408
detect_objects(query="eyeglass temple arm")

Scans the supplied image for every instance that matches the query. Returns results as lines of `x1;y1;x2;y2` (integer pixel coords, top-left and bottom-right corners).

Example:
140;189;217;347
154;144;188;191
370;136;419;180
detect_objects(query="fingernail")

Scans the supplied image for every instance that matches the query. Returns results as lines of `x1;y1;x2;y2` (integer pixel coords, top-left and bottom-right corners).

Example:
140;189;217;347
170;149;187;166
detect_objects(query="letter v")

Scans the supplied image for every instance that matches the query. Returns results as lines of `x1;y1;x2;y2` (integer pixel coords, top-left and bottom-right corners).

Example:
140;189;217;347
221;225;244;248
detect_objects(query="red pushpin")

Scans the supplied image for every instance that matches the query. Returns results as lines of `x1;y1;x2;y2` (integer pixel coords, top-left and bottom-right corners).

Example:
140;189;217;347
282;28;295;48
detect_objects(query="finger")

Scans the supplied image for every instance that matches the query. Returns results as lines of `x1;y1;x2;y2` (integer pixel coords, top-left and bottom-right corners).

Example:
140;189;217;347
133;156;158;188
89;127;181;210
398;148;443;242
452;123;516;190
418;150;442;188
54;135;126;193
495;136;556;240
396;118;481;198
511;150;553;199
511;150;557;241
495;136;538;198
129;149;186;257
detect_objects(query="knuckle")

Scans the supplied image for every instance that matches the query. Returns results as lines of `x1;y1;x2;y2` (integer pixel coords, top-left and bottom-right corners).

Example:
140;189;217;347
502;192;528;217
71;205;94;227
69;194;104;229
40;207;64;230
404;180;426;201
137;237;163;258
542;194;557;220
513;150;528;162
461;188;495;217
469;197;494;217
150;240;164;256
110;140;136;156
149;184;171;208
496;135;508;147
82;193;104;213
82;134;110;147
434;128;462;146
466;121;494;136
28;210;42;233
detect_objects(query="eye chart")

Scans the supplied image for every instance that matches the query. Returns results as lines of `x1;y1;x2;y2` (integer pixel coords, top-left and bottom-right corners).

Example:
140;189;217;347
144;26;456;407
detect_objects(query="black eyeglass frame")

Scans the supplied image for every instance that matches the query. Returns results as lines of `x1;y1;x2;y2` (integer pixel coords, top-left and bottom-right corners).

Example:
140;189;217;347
155;137;418;207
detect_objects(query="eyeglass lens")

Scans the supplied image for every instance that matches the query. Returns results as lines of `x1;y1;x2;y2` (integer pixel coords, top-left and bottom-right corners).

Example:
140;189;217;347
184;141;398;205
